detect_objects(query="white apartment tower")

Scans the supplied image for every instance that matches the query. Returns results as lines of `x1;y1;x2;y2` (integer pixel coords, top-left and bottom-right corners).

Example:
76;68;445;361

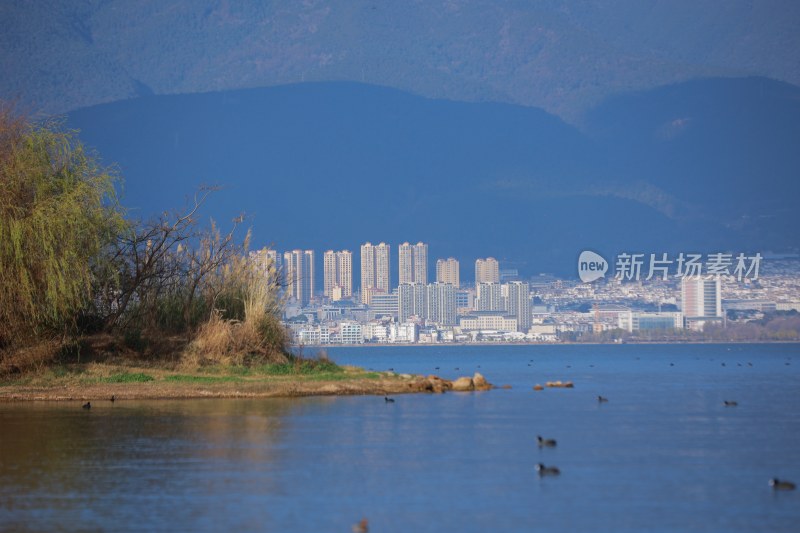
283;249;315;306
249;248;281;277
475;257;500;285
398;282;456;326
323;250;352;301
399;242;428;285
506;281;532;332
477;282;503;311
436;257;460;288
361;242;391;304
681;276;722;318
427;282;457;326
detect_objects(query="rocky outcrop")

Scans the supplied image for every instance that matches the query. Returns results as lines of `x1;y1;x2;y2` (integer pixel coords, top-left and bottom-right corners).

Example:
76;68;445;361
451;377;474;391
545;381;574;388
473;372;491;391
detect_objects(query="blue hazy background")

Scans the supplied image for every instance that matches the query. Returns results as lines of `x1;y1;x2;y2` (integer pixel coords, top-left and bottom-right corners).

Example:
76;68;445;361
2;1;799;277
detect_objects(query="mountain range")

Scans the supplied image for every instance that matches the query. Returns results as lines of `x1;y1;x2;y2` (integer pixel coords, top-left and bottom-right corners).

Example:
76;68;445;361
3;1;799;122
65;77;800;280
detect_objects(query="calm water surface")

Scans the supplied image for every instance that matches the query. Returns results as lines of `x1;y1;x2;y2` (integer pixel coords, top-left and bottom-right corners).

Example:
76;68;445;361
1;344;799;532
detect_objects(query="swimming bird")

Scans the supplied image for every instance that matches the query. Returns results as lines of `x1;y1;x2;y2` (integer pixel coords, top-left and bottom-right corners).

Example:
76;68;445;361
352;517;369;532
537;435;557;447
535;463;560;476
110;395;115;402
769;478;796;491
384;396;395;403
82;402;91;410
598;396;609;403
724;400;738;407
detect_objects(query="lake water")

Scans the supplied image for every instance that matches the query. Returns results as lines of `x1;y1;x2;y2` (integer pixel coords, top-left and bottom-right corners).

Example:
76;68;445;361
1;344;799;532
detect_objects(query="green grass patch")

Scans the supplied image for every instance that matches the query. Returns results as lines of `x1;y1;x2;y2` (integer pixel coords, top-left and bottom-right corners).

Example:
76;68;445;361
163;374;242;383
0;376;33;387
101;372;155;383
253;357;345;376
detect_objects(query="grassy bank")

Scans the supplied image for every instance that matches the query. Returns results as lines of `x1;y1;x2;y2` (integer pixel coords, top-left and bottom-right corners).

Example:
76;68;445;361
0;360;427;400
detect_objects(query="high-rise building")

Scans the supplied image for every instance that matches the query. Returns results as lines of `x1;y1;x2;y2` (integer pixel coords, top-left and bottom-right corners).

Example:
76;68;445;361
323;250;352;300
477;282;503;311
505;281;531;332
398;283;424;322
413;242;428;285
681;276;722;319
375;242;391;293
249;247;280;277
427;282;457;326
360;243;375;302
397;282;456;326
398;243;414;285
399;242;428;285
303;250;315;304
436;257;460;288
283;249;315;306
475;257;500;285
361;242;391;304
370;291;399;320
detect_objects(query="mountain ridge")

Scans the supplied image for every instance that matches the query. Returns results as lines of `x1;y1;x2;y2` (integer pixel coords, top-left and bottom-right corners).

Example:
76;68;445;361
4;1;799;122
65;77;800;278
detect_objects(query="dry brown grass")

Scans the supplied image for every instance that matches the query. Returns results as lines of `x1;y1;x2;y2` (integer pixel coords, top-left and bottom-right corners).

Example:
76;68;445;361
0;340;60;376
183;311;288;367
182;250;288;368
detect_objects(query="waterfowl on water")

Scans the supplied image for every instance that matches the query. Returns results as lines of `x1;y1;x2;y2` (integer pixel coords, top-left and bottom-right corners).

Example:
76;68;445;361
535;463;560;476
82;402;91;410
597;396;609;403
537;436;557;447
352;517;369;533
769;478;796;491
724;400;738;407
384;396;395;403
110;395;115;402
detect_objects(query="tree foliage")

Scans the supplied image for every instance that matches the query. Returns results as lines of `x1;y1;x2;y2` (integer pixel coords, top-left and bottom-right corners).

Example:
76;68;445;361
0;106;289;371
0;106;123;347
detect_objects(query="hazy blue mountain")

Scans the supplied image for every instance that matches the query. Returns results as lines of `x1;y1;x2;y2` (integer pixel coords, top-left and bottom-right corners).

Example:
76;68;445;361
66;79;800;279
4;1;799;121
583;76;800;251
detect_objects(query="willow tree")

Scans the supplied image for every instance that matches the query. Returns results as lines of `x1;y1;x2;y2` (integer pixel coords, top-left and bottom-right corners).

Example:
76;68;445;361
0;107;124;348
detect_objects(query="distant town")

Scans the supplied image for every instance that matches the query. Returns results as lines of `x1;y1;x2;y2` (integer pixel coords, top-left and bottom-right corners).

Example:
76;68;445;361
248;244;800;345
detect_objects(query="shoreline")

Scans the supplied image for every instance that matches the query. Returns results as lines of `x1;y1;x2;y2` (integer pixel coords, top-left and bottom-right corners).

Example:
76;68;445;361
303;340;800;349
0;364;491;402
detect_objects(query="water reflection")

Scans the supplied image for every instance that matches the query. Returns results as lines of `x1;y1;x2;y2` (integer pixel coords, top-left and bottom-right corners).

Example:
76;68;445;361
0;398;320;531
1;344;799;532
